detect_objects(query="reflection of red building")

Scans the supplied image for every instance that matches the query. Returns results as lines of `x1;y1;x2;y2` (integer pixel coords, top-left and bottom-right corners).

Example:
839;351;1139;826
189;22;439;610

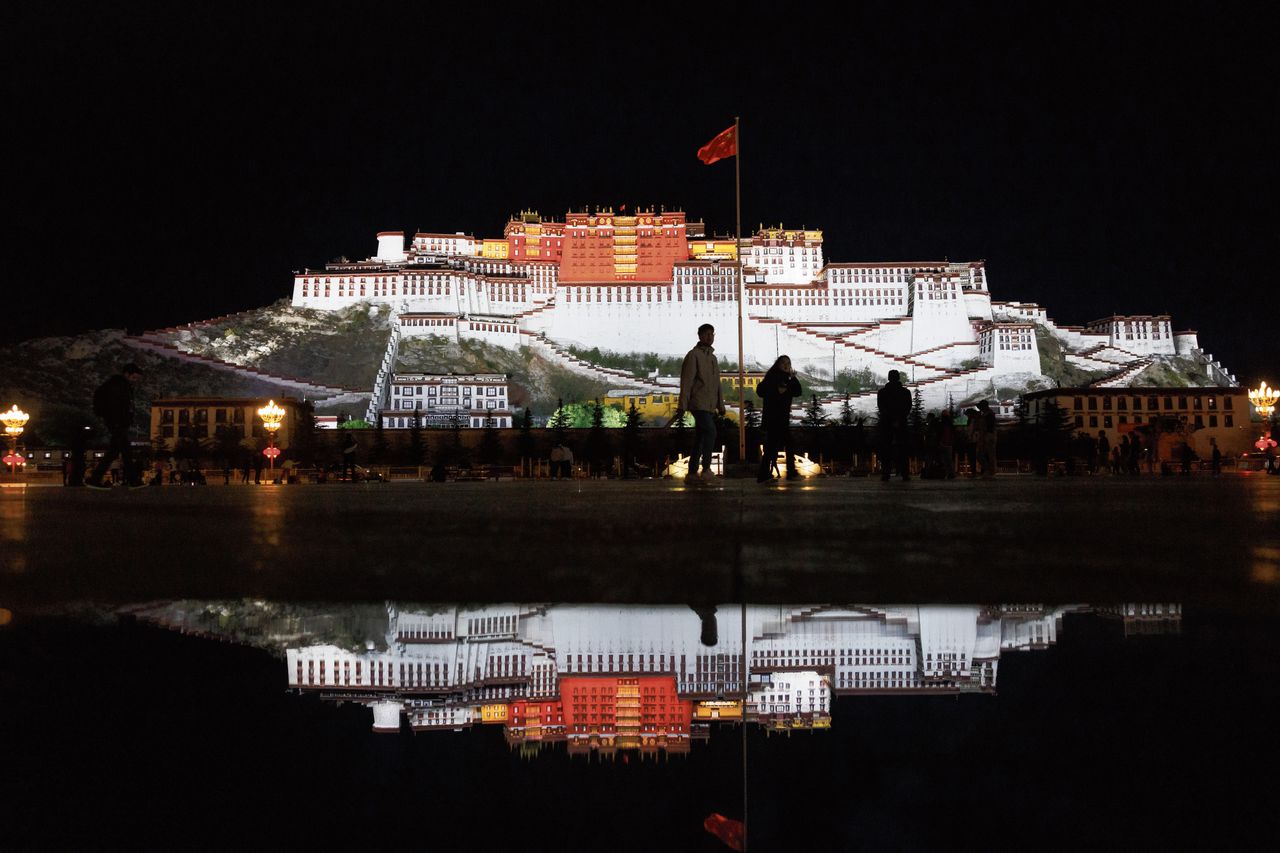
560;209;689;283
506;675;693;754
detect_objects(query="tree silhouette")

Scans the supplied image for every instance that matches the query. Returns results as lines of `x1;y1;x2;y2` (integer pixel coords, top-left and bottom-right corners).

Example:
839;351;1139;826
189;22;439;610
801;394;827;427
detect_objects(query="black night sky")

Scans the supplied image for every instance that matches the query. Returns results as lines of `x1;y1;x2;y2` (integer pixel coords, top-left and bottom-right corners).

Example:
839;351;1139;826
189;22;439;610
7;5;1277;381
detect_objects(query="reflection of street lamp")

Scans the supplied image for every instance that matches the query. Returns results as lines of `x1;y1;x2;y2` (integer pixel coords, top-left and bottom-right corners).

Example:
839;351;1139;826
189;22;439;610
3;404;30;474
257;400;286;476
1249;381;1277;417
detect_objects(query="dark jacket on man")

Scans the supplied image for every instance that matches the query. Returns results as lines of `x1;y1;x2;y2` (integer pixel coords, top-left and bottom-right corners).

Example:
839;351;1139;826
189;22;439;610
876;377;911;427
93;374;134;430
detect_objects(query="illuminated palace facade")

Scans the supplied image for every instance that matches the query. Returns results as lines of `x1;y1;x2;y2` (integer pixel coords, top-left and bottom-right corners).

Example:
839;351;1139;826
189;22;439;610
280;603;1180;750
292;209;1212;413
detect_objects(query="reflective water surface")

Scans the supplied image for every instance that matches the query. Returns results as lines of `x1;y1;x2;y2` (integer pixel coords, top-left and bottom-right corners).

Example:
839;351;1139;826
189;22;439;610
4;600;1273;850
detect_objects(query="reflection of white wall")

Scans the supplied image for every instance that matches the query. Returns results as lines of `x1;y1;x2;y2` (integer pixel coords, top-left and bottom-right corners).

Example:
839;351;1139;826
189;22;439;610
285;603;1090;731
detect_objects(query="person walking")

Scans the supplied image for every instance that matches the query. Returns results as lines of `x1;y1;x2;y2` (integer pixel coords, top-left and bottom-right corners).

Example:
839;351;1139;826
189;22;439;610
876;370;912;481
87;363;144;489
678;323;725;484
755;355;802;483
973;400;997;479
939;410;957;479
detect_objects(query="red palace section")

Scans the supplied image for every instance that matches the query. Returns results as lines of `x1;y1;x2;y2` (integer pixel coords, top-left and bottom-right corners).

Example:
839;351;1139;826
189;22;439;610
558;209;689;283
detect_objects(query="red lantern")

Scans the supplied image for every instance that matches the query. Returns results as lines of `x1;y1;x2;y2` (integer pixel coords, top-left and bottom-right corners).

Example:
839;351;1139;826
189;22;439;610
262;446;281;459
3;453;24;467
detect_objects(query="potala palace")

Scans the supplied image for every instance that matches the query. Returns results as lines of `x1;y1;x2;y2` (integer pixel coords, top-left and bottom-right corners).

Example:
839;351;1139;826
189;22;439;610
130;601;1181;750
288;208;1237;420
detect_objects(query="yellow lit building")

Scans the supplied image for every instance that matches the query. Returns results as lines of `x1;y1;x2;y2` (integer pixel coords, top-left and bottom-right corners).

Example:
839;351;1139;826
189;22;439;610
480;703;509;724
688;238;739;261
480;239;510;259
601;390;682;422
149;397;307;450
694;699;743;720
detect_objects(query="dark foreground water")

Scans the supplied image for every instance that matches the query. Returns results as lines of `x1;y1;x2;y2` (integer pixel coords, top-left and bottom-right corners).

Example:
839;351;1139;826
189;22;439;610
1;602;1274;851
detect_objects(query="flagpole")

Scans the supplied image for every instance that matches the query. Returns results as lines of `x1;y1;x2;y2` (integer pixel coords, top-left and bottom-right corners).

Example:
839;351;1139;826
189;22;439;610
734;116;746;465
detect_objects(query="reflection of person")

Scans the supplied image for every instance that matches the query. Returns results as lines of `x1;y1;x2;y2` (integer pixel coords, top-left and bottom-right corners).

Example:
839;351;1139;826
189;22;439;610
550;443;573;479
876;370;911;481
679;324;725;483
756;355;801;483
87;363;144;489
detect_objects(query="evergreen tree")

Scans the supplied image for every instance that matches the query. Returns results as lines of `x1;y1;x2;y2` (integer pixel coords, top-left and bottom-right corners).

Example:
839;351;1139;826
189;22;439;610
801;394;827;427
908;388;925;434
371;415;391;463
549;397;568;443
517;406;536;463
621;399;642;478
671;400;689;463
1037;398;1072;459
478;415;502;464
406;409;426;465
586;398;608;473
840;394;855;427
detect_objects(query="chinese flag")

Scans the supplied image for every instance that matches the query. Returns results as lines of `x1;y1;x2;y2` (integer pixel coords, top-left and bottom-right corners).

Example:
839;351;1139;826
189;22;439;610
703;813;745;851
697;125;737;165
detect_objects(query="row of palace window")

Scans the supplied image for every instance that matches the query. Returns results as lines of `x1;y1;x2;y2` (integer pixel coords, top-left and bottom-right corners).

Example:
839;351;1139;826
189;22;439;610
1073;395;1232;412
1074;413;1234;429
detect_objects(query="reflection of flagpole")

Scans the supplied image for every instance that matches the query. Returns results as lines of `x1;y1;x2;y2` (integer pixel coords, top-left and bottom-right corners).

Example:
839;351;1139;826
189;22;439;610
735;116;746;463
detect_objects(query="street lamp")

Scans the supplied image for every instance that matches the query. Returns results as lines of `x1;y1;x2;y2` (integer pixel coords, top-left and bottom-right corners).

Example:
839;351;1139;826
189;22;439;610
3;404;30;475
257;400;286;477
1248;381;1277;418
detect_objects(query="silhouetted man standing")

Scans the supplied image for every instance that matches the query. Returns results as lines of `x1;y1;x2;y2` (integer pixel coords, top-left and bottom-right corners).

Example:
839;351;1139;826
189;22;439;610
877;370;911;481
678;323;725;483
87;363;144;489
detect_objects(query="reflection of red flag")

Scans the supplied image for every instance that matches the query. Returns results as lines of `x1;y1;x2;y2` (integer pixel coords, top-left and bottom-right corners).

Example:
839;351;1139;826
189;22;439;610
703;813;745;851
697;125;737;165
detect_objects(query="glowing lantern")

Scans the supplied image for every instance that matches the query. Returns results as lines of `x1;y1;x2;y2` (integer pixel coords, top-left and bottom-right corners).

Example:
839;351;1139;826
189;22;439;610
257;400;287;474
2;405;29;474
1249;381;1278;417
1256;435;1278;453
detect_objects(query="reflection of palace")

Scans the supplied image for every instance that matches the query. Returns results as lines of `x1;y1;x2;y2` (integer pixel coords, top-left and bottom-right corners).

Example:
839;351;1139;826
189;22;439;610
270;604;1180;751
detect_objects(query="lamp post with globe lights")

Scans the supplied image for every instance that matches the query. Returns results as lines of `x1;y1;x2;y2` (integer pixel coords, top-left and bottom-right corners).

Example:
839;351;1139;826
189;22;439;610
1248;381;1277;418
3;404;30;475
258;400;286;478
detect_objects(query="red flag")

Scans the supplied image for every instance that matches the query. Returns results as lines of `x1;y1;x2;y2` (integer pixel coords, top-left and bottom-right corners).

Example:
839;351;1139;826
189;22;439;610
697;125;737;165
703;813;745;851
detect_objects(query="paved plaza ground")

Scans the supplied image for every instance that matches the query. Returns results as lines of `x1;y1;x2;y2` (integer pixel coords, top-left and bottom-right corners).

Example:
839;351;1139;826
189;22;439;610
2;475;1277;610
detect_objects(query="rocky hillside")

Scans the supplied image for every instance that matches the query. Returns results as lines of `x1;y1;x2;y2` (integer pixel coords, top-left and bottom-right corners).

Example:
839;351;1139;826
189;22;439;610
171;300;392;391
396;336;611;414
0;329;292;445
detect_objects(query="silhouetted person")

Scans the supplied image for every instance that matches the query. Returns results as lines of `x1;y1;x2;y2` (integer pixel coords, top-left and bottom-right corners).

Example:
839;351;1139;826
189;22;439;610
678;323;725;484
972;400;997;479
939;410;956;479
756;355;801;483
87;363;143;489
342;435;358;481
877;370;911;481
1097;431;1110;473
1210;437;1222;475
689;604;718;647
66;425;88;487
